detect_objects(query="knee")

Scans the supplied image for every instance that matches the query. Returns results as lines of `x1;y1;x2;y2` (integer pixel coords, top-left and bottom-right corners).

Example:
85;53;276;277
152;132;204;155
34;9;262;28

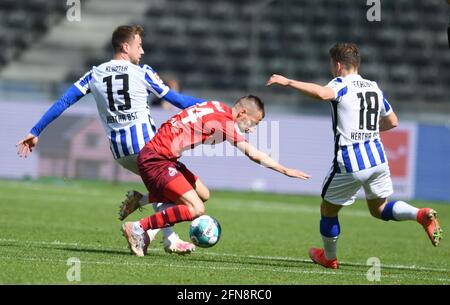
201;189;210;203
191;202;205;218
367;199;387;219
368;207;379;218
320;202;340;217
369;206;383;219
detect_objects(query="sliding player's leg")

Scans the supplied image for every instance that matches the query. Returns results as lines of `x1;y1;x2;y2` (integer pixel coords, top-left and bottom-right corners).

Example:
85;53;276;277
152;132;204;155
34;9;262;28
161;164;205;254
122;155;205;256
193;178;210;203
117;154;194;254
122;179;204;256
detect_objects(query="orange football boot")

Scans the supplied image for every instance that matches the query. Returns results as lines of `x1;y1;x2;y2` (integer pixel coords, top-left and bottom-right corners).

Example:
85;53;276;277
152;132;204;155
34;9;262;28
309;248;339;269
416;208;443;246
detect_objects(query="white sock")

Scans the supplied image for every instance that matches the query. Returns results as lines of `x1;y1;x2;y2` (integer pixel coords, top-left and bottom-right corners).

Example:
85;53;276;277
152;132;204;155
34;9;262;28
392;201;419;221
153;202;176;239
137;194;162;237
321;235;339;260
138;198;176;238
132;221;145;235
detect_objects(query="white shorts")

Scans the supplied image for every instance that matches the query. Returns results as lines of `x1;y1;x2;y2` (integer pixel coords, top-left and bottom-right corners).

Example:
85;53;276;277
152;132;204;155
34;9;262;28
116;154;139;175
321;163;393;206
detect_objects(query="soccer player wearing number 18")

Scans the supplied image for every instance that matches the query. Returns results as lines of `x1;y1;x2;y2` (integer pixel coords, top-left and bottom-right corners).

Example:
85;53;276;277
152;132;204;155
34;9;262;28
267;43;443;269
16;25;205;254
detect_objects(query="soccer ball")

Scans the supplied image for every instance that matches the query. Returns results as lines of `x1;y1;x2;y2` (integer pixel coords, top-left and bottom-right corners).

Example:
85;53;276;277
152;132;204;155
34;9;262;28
189;215;221;248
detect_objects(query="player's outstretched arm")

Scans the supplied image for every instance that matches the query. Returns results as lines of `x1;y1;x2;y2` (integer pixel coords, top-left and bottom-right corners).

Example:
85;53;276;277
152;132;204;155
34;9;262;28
236;141;310;180
17;84;86;158
29;85;85;138
16;133;39;158
266;74;335;101
162;89;206;109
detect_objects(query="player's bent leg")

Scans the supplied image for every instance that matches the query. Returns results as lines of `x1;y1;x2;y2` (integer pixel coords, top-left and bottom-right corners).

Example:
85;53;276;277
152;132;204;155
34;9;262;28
176;189;205;218
373;198;443;246
158;189;206;255
178;162;210;203
366;197;387;219
157;189;203;255
148;201;195;255
125;177;202;256
194;178;210;203
150;161;204;248
123;200;195;256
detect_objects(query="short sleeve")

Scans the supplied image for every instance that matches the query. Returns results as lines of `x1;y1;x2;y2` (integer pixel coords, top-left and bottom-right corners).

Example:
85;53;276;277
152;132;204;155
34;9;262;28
380;92;393;117
74;70;92;94
142;65;170;98
326;77;348;100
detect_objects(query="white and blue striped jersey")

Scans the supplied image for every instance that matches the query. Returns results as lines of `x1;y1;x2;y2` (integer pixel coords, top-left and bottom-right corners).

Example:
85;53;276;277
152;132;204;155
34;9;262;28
74;60;169;159
326;74;393;173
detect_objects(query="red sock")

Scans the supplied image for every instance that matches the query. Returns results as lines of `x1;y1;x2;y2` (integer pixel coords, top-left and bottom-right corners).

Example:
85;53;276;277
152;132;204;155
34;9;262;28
139;205;193;230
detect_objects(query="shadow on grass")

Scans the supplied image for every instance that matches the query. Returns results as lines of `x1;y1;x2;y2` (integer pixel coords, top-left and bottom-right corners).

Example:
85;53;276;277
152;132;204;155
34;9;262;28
166;251;319;270
58;247;129;256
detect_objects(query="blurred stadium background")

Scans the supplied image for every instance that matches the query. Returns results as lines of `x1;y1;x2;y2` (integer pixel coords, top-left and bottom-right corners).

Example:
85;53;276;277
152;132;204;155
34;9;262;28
1;0;449;202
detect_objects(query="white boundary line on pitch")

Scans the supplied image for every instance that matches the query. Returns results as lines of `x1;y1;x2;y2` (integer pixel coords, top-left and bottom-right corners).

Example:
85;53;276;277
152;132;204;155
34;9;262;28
0;254;448;283
0;253;449;283
1;238;449;276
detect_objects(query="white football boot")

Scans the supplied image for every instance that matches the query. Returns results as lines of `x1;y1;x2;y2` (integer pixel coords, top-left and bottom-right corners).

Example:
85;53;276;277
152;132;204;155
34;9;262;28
121;222;150;257
163;232;196;255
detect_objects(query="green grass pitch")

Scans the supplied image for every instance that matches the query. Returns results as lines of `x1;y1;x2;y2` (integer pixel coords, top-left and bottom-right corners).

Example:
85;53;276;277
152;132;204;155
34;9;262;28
0;178;448;284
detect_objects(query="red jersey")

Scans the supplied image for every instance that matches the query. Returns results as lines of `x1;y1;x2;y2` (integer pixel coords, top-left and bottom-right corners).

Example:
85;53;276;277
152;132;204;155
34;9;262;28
148;101;246;159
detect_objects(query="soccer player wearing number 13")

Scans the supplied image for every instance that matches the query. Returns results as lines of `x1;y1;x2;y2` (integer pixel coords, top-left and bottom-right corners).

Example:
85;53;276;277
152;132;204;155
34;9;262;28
16;25;205;254
267;43;443;269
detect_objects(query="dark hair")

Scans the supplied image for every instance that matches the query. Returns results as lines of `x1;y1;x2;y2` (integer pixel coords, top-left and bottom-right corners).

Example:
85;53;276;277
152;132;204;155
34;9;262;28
235;95;265;118
111;25;144;53
329;43;360;70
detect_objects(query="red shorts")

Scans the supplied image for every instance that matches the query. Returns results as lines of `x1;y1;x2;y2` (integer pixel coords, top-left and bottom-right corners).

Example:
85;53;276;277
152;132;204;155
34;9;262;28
137;145;197;203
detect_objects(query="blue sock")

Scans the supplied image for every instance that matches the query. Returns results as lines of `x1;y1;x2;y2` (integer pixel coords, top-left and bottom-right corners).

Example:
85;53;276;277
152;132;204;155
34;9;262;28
381;201;398;221
320;216;340;237
320;216;340;260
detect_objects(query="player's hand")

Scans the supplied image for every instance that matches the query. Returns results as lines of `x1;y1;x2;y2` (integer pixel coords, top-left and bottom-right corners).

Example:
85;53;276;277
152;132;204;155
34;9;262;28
266;74;290;87
16;133;39;158
284;168;311;180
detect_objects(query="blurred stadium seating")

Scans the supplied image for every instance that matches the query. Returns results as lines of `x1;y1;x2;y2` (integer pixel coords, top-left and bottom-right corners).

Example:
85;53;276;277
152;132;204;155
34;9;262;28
0;0;66;65
1;0;449;201
121;0;449;108
0;0;449;113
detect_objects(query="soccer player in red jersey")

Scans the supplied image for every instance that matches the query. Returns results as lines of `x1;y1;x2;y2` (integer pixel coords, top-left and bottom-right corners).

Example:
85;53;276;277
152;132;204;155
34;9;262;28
120;95;311;256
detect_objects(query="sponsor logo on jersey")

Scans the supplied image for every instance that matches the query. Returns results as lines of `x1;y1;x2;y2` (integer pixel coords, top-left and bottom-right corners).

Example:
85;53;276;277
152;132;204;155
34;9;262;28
168;167;178;177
